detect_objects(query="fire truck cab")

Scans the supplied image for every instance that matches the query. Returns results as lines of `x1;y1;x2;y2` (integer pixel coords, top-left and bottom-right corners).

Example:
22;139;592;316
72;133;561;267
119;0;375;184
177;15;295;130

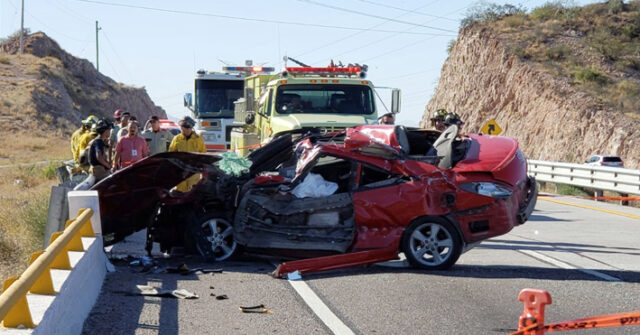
184;62;274;152
231;64;401;156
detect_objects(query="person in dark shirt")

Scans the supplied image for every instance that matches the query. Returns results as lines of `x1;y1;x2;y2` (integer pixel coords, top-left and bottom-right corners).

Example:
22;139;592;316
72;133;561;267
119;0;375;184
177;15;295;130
89;120;113;183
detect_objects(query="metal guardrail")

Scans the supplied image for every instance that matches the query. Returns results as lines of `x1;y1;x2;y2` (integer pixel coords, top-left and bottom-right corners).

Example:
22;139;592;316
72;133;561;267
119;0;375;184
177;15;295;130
0;208;95;328
527;160;640;196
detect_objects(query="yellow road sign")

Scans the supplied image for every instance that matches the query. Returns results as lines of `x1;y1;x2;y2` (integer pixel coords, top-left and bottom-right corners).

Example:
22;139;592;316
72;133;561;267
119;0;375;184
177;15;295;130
481;119;502;135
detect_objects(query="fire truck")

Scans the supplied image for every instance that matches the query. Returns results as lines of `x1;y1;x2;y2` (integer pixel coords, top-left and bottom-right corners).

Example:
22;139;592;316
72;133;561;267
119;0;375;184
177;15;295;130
183;62;274;152
231;63;401;156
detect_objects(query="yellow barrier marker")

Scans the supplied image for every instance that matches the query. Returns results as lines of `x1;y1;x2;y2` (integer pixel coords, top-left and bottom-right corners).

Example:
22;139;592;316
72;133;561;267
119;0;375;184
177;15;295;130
78;218;95;237
64;220;85;252
539;197;640;220
28;251;55;295
1;277;35;328
0;208;94;329
48;232;72;270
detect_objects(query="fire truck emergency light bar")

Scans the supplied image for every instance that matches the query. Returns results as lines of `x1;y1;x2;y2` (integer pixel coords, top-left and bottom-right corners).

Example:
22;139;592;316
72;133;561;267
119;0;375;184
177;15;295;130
283;66;366;78
223;66;275;73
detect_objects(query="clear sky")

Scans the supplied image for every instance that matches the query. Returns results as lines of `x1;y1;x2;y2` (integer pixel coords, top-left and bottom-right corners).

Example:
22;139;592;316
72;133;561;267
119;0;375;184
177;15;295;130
1;0;598;126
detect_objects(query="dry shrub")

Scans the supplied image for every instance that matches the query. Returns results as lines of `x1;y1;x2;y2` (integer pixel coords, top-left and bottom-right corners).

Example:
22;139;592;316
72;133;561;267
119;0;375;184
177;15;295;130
0;166;55;283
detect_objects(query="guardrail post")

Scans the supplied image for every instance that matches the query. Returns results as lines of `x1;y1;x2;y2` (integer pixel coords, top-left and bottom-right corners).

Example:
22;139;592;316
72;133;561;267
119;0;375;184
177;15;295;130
620;193;629;206
1;277;35;328
594;190;603;202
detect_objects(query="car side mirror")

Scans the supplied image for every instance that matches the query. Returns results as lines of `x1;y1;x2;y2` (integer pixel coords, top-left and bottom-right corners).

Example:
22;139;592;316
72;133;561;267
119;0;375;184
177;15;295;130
391;88;401;114
184;93;193;107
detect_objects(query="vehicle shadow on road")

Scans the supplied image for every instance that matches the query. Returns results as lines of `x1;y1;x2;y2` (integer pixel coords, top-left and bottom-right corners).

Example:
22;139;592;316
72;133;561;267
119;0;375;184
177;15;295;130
526;214;569;222
297;263;640;283
481;239;640;255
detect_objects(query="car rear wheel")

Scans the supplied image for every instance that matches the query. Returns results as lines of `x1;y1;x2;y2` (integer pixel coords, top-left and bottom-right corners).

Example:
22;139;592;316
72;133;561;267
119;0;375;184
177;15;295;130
188;211;239;261
401;217;462;270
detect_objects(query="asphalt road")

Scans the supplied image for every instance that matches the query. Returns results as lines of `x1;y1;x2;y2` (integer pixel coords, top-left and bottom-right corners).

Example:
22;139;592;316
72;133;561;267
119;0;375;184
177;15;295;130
82;195;640;334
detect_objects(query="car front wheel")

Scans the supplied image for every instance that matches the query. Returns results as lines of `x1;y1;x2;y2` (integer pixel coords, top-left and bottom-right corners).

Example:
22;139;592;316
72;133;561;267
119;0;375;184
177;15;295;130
188;211;239;261
401;217;462;270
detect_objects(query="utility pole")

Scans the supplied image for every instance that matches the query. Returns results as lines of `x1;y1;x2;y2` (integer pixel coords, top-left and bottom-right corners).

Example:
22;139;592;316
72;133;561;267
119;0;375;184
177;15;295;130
19;0;25;55
95;21;101;71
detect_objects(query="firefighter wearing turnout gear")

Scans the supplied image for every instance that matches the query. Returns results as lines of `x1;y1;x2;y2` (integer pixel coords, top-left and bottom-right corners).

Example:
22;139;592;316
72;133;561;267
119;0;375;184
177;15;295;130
169;116;206;192
71;115;98;164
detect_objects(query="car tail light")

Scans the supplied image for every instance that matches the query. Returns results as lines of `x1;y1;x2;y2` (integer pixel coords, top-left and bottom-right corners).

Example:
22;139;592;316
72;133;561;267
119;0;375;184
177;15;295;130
460;182;512;199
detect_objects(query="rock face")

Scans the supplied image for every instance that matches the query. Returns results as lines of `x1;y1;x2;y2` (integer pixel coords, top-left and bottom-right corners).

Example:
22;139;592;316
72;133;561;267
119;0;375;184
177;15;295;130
422;26;640;169
0;32;165;134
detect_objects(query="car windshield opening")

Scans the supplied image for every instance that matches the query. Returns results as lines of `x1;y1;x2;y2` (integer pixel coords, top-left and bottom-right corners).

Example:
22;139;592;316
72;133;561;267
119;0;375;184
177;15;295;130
276;84;374;115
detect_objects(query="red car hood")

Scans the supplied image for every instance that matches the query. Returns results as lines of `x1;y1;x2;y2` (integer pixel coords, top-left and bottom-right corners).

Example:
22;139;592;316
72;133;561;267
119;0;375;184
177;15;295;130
454;134;518;172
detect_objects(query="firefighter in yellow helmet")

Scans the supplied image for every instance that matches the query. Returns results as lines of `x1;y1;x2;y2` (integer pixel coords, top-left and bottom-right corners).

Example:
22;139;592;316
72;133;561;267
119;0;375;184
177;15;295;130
76;121;101;171
71;115;98;164
169;116;206;192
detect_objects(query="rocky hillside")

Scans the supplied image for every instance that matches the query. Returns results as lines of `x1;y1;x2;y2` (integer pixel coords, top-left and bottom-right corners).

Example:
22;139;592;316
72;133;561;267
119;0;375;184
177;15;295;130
0;32;165;136
422;1;640;169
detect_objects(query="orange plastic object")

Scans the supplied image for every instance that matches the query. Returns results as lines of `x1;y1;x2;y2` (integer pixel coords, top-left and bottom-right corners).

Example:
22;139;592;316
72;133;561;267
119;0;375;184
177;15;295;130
517;289;552;335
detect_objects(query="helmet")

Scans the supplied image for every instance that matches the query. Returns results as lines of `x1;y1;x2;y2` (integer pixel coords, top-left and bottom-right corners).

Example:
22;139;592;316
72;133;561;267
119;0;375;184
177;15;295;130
95;119;113;133
113;109;124;118
82;115;99;125
443;112;464;126
431;108;448;121
178;116;196;128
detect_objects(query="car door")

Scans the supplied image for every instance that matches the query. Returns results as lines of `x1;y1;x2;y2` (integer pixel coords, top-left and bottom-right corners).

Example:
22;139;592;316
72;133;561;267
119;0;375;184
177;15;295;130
351;162;424;251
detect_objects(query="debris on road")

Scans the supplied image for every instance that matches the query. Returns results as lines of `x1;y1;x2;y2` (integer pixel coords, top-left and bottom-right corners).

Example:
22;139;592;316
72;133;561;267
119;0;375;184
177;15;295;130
215;294;229;300
135;285;199;299
239;304;273;314
286;270;302;281
166;263;224;275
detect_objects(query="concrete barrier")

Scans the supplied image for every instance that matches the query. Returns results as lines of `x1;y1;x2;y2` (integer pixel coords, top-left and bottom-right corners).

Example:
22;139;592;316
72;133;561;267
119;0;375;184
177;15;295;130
67;191;102;237
1;191;108;334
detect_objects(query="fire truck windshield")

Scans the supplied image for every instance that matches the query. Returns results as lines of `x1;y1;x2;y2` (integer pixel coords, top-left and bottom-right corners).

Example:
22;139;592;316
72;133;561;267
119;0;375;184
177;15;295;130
276;84;374;115
194;79;243;118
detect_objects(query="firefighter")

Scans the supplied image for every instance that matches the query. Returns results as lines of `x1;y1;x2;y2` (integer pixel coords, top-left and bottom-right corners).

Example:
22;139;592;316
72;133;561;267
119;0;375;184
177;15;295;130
72;115;98;164
76;122;100;171
443;112;464;128
169;116;206;192
430;109;448;131
169;116;205;153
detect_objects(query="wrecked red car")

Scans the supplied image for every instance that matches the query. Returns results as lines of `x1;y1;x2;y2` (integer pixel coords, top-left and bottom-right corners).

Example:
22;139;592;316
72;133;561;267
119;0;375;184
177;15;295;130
93;124;536;276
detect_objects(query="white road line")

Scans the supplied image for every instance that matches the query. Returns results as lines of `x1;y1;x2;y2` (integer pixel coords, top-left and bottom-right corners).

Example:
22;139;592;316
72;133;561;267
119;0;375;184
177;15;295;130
287;279;355;335
518;250;621;282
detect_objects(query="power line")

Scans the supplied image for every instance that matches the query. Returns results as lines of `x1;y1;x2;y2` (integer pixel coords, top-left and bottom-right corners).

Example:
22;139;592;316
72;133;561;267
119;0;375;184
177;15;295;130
297;0;457;33
72;0;448;36
355;0;458;22
293;0;448;60
101;29;133;83
51;0;93;24
310;3;473;65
